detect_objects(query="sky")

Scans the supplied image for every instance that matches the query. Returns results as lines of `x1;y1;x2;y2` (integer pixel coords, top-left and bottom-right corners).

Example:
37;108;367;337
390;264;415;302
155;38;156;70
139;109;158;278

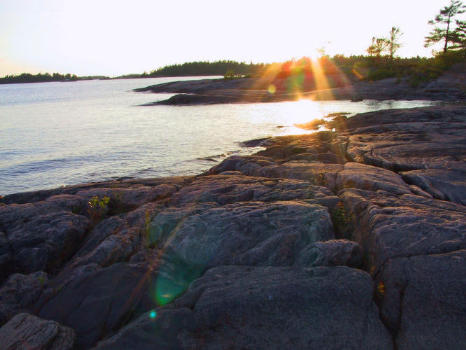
0;0;458;77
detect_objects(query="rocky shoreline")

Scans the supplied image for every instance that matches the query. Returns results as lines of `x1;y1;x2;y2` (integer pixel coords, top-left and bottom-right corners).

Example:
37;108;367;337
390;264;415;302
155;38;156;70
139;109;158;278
136;65;465;105
0;104;465;349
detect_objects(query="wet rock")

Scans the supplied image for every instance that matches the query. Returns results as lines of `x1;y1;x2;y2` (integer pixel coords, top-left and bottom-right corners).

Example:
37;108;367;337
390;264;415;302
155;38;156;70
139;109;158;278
97;266;392;349
0;271;48;326
0;313;75;350
149;93;241;106
239;137;271;147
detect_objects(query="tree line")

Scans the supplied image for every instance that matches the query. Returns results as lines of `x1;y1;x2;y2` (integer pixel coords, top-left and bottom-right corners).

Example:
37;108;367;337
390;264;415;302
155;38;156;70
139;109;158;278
147;61;267;77
1;1;464;85
0;72;78;84
0;72;109;84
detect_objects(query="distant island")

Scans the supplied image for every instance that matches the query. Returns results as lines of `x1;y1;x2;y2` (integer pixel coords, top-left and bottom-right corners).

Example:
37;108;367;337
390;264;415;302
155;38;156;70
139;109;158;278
0;72;110;85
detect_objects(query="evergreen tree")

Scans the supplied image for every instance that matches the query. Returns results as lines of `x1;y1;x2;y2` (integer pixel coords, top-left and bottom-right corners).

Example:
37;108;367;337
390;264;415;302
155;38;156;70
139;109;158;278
387;27;402;59
425;0;465;53
450;19;466;50
367;37;389;56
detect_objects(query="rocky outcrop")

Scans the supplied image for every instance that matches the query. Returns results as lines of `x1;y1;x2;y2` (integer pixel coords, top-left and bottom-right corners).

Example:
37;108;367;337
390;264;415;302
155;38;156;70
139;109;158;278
401;168;466;205
0;271;48;326
0;313;75;350
95;266;392;350
209;104;466;349
378;250;466;350
0;105;465;349
136;66;465;105
36;263;157;349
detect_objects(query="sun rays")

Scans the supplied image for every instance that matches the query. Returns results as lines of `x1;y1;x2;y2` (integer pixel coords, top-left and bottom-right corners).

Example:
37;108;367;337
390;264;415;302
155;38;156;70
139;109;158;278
247;54;353;103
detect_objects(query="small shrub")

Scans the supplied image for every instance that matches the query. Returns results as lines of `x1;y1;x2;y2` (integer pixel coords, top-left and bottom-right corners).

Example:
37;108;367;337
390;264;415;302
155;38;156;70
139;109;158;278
224;70;243;80
331;201;353;238
87;195;110;223
377;281;385;296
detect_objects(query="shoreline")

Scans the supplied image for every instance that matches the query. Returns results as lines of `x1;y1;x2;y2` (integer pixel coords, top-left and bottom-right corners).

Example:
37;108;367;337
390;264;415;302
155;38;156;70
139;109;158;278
0;104;465;348
135;67;465;105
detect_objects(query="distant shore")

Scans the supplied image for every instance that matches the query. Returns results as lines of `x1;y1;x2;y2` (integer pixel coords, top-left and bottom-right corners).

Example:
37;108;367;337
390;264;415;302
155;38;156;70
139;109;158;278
136;64;466;105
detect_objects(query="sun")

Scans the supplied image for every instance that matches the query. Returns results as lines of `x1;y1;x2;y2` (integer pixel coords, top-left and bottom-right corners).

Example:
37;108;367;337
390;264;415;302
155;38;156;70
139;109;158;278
306;48;323;61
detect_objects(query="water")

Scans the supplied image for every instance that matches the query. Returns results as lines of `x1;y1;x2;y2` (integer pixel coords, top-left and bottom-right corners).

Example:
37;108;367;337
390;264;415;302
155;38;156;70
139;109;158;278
0;78;435;195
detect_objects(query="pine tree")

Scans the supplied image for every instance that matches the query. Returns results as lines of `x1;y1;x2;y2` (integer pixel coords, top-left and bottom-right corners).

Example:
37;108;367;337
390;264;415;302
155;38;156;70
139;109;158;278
450;19;466;50
387;27;402;59
367;37;389;56
425;0;465;53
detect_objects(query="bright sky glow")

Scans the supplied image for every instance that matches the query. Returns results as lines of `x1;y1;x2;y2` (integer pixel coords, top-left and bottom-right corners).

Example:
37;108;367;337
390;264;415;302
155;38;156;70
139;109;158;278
0;0;455;77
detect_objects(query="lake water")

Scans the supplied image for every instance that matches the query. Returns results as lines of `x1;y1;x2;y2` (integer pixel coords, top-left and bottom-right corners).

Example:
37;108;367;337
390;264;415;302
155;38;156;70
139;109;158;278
0;77;435;195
